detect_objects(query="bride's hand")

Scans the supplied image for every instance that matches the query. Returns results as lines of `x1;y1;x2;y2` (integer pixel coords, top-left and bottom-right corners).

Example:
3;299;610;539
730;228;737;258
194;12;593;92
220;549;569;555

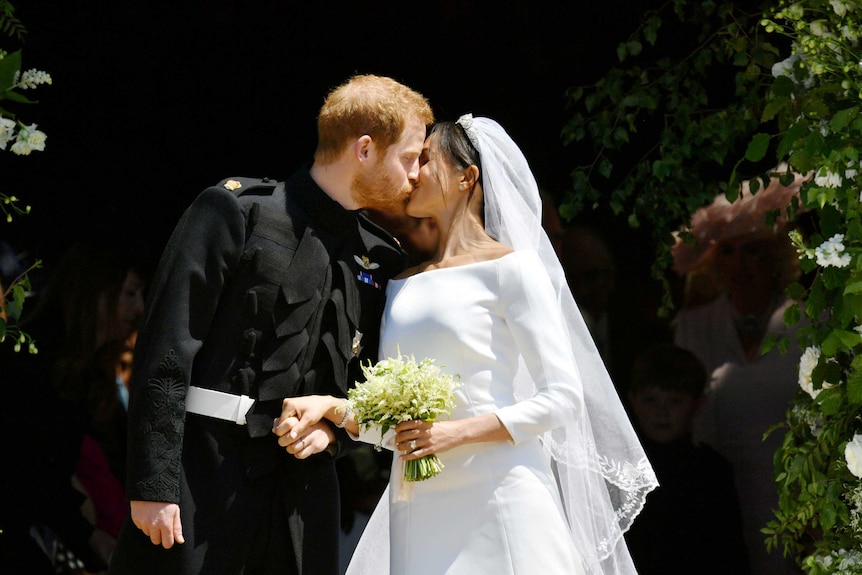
395;414;511;458
395;420;461;459
273;395;342;440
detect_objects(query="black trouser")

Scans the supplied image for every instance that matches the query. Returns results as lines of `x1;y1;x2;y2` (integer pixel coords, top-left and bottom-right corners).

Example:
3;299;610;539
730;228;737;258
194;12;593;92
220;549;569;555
110;421;341;575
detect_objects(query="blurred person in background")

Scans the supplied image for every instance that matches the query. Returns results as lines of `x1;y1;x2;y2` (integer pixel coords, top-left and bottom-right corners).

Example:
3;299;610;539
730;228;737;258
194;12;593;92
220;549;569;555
0;237;146;574
671;169;808;575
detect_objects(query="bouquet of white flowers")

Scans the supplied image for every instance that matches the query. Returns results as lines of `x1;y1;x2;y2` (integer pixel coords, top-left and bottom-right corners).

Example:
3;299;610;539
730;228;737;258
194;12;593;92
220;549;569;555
347;350;459;482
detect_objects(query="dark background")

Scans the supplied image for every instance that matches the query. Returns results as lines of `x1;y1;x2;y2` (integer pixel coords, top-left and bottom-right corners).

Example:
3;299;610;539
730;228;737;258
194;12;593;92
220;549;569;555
4;0;661;278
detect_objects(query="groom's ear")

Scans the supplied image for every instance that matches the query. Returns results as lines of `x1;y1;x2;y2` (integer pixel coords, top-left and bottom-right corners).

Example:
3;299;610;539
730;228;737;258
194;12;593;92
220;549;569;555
353;135;374;163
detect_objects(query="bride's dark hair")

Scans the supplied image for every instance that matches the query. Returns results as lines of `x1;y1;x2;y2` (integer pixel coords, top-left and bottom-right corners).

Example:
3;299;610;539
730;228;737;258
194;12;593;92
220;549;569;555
428;122;483;189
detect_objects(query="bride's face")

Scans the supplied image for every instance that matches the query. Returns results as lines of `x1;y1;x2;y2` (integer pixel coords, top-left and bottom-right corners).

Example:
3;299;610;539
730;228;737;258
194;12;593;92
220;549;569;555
406;135;460;219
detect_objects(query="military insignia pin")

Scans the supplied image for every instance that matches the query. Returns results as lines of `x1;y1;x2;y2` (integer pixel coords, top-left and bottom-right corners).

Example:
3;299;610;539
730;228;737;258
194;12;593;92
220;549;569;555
224;179;242;191
354;255;380;270
351;330;364;357
357;271;381;289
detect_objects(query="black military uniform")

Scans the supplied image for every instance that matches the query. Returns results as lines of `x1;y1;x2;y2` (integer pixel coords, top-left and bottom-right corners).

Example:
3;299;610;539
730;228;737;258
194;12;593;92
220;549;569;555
109;167;406;574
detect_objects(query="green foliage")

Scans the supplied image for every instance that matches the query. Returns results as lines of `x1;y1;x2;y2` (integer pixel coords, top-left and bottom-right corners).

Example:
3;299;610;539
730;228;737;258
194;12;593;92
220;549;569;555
564;0;862;571
0;191;29;222
0;48;40;119
757;1;862;570
0;0;25;42
0;48;32;225
0;258;40;353
0;2;41;353
561;0;780;313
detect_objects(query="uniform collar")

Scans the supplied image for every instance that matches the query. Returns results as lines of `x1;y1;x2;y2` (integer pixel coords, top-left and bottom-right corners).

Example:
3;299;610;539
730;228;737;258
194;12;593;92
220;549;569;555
289;165;407;270
290;165;358;236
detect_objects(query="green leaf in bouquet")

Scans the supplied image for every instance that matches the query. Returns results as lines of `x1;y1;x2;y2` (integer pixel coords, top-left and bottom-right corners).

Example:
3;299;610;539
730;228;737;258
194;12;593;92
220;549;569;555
3;89;35;104
0;49;21;92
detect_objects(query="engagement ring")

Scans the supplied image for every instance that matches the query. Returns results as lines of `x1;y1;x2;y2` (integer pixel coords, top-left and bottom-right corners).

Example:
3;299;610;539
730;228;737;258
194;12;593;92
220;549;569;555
409;439;417;450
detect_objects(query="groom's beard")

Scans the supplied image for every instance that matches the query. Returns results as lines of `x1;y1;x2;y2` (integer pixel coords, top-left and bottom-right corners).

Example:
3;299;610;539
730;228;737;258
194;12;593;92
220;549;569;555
352;162;411;215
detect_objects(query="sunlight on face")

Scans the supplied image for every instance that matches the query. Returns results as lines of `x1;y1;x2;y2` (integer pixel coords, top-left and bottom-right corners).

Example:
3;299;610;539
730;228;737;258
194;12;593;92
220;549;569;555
352;115;426;214
406;135;458;219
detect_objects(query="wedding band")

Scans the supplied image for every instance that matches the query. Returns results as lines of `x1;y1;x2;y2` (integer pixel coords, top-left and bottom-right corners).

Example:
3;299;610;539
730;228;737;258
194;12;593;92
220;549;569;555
409;439;417;450
297;438;304;449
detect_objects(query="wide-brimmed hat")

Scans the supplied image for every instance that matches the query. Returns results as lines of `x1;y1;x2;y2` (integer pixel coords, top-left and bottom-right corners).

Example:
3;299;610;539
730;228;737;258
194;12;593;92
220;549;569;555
671;167;808;275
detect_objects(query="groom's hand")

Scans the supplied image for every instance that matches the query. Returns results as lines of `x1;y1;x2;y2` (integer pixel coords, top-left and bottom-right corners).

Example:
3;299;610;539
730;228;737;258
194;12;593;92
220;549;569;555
130;500;184;549
275;420;336;459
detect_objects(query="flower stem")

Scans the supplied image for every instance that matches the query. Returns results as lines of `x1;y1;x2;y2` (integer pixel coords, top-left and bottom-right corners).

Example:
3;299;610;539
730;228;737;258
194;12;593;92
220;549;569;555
404;454;445;482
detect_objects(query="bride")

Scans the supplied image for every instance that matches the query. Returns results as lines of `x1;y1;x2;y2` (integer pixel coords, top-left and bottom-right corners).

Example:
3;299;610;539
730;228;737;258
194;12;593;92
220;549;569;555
274;115;656;574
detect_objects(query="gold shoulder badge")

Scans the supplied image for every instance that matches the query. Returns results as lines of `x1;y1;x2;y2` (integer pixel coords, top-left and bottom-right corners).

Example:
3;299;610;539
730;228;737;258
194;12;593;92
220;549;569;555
354;255;380;270
224;179;242;191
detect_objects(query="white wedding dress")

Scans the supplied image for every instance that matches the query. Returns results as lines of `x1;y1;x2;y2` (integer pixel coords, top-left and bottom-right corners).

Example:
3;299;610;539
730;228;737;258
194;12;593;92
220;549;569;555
349;250;588;575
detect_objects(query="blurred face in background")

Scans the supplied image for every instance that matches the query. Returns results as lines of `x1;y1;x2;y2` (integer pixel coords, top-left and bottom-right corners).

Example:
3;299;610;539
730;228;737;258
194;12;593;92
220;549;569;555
714;237;775;291
99;269;145;346
628;386;701;444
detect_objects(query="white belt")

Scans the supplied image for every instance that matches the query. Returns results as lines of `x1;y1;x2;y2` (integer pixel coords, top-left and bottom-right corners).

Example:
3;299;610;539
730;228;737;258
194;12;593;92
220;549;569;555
186;386;255;425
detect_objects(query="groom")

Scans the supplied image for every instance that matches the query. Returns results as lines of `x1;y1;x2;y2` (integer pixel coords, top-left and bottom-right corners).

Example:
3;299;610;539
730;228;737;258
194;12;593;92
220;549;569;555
109;74;433;575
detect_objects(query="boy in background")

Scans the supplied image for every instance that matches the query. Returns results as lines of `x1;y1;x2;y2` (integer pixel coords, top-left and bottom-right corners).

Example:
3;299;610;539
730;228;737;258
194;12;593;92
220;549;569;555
625;344;750;575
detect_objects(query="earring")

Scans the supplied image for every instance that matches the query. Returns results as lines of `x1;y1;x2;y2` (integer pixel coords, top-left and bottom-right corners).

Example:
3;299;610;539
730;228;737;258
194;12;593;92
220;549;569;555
459;183;466;191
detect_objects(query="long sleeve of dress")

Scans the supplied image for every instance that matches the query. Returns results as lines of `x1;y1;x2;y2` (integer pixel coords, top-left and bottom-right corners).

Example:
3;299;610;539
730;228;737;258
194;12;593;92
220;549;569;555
125;187;246;502
493;250;584;443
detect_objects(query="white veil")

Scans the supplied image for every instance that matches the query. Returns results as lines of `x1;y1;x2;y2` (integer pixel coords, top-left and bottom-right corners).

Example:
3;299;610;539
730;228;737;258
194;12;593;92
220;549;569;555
347;115;657;575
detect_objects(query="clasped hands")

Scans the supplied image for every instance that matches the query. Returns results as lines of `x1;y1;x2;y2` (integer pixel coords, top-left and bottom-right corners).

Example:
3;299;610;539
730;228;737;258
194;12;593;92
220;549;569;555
272;395;339;459
273;395;465;461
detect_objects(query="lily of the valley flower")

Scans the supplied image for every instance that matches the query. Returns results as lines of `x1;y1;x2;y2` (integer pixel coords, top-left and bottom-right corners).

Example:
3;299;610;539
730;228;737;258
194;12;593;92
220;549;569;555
13;69;52;90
